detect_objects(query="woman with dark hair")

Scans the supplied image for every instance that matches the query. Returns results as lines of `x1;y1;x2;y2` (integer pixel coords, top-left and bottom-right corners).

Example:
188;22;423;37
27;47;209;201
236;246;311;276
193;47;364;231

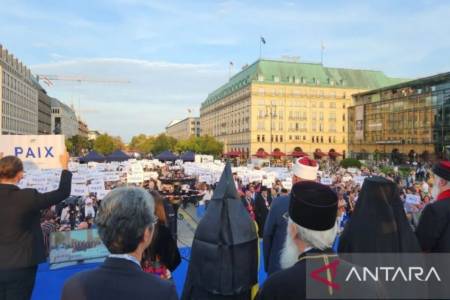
142;190;181;279
0;153;72;299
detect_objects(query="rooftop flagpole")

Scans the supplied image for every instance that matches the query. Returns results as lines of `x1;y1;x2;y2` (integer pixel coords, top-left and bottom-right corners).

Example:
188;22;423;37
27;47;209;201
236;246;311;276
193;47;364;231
321;40;325;64
260;36;266;59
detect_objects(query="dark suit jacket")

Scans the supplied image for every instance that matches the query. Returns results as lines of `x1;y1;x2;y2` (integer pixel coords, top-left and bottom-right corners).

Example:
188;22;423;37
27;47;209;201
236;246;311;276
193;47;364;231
263;194;289;274
0;170;72;270
255;193;271;237
416;197;450;252
61;257;178;300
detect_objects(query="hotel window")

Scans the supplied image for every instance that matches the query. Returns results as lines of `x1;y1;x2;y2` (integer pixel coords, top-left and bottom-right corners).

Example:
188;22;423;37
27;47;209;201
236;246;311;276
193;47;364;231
258;75;264;82
279;121;283;130
262;135;265;142
319;112;324;120
328;136;332;143
320;136;324;143
257;135;260;142
295;77;300;84
342;113;346;121
312;136;315;143
319;123;323;132
273;76;280;83
289;135;292;140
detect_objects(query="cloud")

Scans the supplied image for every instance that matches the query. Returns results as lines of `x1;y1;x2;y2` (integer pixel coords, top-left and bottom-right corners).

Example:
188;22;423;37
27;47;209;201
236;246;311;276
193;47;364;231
31;58;228;141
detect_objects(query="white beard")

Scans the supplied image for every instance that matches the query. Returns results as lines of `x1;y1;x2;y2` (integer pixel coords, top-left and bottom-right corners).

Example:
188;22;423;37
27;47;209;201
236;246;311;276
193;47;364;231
280;232;301;270
431;182;440;201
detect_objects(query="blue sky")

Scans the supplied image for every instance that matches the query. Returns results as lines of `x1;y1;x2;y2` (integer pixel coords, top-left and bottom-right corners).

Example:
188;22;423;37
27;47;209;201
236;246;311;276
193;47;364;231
1;0;450;141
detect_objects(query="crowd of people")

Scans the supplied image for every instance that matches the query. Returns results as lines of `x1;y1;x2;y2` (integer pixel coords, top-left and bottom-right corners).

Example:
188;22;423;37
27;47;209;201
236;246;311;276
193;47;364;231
0;151;449;299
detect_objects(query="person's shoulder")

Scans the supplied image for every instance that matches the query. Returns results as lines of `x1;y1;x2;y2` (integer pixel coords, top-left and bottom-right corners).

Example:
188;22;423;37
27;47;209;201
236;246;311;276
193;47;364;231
137;270;176;290
261;261;304;290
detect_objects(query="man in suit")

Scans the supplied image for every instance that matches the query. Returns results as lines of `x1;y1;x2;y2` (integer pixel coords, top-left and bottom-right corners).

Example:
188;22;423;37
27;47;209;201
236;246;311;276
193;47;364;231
62;187;178;300
0;153;71;300
263;157;318;275
254;186;271;238
257;181;381;300
416;161;450;252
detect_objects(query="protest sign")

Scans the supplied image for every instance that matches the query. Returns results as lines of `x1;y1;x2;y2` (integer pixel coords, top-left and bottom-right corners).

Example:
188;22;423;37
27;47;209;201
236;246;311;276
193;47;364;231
71;184;88;197
405;194;421;205
354;176;366;186
0;135;65;169
320;177;333;185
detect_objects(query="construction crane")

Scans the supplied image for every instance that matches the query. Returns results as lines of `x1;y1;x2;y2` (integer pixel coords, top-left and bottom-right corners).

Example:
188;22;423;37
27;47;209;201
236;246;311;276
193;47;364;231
36;74;131;87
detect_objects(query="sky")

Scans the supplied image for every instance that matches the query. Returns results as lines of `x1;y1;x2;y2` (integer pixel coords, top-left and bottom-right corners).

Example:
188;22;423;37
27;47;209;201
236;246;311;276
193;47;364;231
1;0;450;142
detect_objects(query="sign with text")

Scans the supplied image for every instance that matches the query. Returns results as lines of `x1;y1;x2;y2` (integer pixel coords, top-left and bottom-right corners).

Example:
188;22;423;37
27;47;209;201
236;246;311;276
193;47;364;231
0;135;65;169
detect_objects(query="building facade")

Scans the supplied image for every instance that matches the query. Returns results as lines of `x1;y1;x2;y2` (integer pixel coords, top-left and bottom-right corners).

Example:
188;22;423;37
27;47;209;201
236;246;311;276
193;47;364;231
348;72;450;159
78;118;89;137
200;59;404;157
31;77;52;134
0;44;39;134
88;130;101;141
165;117;200;140
51;98;79;138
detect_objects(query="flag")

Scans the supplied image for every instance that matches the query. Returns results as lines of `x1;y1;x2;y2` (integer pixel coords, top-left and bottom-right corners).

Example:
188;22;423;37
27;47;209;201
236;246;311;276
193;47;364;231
229;61;234;66
321;41;325;51
187;108;192;114
261;36;266;44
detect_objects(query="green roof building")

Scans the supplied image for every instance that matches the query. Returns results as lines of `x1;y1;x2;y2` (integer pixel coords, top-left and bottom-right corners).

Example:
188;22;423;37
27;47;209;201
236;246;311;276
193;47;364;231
200;59;406;156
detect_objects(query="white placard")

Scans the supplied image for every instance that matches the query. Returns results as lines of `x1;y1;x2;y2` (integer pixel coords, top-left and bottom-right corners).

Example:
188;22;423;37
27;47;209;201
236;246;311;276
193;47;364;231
127;173;144;183
405;194;421;205
281;180;292;190
71;184;88;196
0;135;66;169
321;177;333;185
354;176;366;186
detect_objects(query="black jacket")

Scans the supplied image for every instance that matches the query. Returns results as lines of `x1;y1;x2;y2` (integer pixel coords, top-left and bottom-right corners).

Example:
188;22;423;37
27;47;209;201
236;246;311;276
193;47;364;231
416;197;450;252
257;249;382;300
0;170;72;270
62;257;178;300
254;193;271;237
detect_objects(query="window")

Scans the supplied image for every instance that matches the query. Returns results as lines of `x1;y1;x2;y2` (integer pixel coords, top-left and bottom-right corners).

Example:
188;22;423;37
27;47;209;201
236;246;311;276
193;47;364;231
320;136;324;143
273;76;280;83
258;75;264;82
280;135;283;142
312;136;315;143
328;136;331;143
262;135;265;142
330;102;336;108
342;113;346;121
257;135;260;142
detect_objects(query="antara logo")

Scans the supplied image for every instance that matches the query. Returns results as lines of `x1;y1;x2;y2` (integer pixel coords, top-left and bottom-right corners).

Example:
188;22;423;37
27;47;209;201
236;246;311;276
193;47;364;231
345;266;441;282
310;259;341;290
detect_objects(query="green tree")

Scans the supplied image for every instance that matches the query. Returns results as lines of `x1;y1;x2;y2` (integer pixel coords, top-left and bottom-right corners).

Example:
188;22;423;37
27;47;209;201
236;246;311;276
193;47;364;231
152;134;177;154
129;134;154;154
67;135;92;156
93;134;117;155
175;135;223;157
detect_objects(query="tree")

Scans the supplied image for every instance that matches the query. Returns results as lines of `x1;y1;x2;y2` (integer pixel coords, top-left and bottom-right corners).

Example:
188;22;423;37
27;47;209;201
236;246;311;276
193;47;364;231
66;135;92;156
94;134;118;155
175;135;223;157
152;134;178;154
129;134;154;154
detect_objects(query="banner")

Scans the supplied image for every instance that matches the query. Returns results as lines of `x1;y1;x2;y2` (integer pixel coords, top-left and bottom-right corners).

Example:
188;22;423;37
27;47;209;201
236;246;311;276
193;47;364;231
0;135;66;169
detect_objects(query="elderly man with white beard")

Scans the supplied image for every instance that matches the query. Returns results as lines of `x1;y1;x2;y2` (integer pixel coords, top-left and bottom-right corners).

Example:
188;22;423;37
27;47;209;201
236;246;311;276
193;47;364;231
416;161;450;252
256;181;381;300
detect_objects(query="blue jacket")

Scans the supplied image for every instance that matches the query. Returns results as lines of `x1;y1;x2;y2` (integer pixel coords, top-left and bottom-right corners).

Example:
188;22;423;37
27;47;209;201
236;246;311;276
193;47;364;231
262;194;290;275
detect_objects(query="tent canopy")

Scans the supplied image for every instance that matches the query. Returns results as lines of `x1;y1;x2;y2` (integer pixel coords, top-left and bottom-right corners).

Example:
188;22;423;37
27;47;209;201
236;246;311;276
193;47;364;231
106;150;130;162
80;151;105;163
156;150;178;162
180;151;195;162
